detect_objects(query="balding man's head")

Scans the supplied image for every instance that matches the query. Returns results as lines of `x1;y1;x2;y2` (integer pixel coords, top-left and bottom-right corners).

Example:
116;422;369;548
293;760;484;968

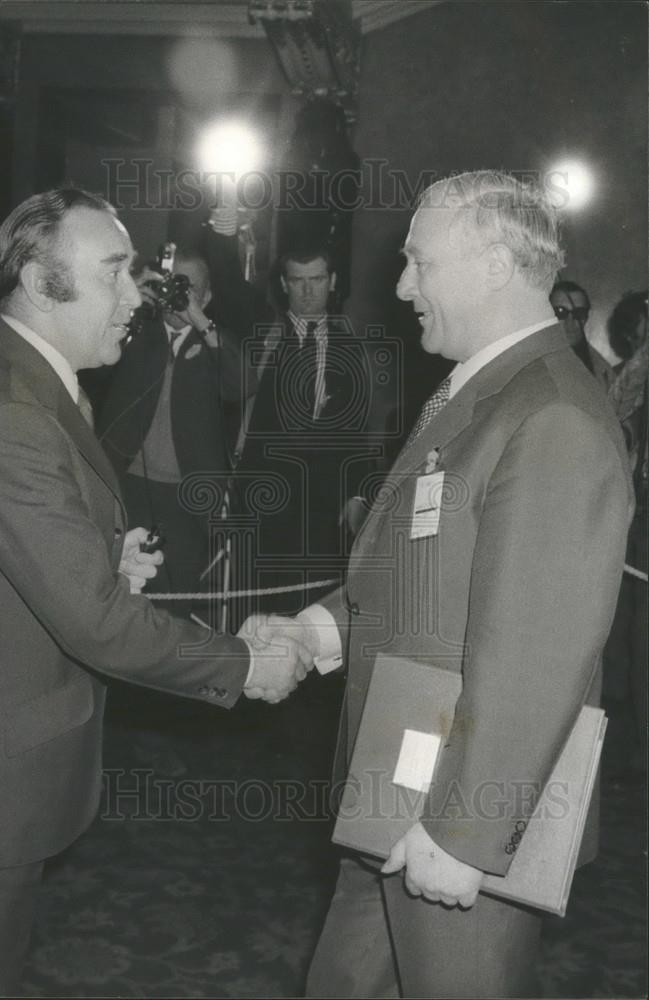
397;171;562;360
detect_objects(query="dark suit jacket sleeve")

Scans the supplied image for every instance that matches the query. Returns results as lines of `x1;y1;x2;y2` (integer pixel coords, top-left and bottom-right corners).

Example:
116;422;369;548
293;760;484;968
311;586;350;668
204;229;274;339
0;401;249;706
211;324;258;403
421;400;632;875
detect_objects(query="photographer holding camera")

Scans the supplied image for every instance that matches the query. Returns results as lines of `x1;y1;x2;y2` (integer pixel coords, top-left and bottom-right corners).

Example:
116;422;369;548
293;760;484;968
96;244;251;619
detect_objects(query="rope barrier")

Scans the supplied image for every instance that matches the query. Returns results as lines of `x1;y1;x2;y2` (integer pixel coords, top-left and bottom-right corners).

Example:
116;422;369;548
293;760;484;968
150;577;339;601
624;562;648;583
151;563;648;602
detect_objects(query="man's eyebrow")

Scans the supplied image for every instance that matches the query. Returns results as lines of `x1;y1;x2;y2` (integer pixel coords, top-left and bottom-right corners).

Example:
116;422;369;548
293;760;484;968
100;252;130;265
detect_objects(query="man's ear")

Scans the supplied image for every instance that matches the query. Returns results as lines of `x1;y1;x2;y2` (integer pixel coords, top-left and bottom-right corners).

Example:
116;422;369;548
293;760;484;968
484;243;515;289
20;261;56;312
329;270;337;292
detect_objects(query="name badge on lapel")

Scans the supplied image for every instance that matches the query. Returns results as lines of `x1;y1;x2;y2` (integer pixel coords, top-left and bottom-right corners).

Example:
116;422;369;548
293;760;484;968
410;471;445;540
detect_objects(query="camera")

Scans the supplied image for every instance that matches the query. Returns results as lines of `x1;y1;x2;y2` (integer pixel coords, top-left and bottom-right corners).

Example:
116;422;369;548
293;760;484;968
139;524;166;554
151;271;190;312
148;242;190;313
128;242;190;335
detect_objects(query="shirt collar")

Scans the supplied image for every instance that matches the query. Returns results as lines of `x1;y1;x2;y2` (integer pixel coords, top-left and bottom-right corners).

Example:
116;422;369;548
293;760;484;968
288;311;328;345
1;313;79;403
448;318;556;399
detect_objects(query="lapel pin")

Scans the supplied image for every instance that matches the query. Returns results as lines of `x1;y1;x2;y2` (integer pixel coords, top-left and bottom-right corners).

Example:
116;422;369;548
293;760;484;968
425;448;439;474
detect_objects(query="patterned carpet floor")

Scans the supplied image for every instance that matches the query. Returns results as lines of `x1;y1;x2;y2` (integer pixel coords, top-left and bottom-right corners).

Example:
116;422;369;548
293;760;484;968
18;675;647;999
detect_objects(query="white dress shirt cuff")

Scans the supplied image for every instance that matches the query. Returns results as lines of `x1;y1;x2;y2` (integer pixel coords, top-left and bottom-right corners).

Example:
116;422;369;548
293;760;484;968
242;639;256;686
296;604;343;675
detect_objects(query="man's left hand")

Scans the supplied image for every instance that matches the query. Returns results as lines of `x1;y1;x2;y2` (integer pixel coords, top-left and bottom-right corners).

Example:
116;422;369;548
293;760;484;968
118;526;164;594
381;822;483;908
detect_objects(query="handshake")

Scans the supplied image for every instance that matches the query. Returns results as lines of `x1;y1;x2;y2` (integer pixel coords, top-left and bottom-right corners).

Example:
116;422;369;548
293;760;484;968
237;614;320;704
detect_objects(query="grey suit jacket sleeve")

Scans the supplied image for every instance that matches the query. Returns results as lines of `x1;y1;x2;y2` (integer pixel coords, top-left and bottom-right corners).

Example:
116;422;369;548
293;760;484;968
0;401;249;706
421;400;632;875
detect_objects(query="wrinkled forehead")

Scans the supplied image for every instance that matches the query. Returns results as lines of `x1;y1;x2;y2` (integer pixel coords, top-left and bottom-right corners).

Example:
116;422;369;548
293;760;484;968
284;257;329;278
406;205;466;255
60;206;134;262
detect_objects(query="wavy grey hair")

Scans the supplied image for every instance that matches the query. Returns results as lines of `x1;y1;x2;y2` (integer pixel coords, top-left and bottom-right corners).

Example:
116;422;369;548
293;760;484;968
418;170;565;291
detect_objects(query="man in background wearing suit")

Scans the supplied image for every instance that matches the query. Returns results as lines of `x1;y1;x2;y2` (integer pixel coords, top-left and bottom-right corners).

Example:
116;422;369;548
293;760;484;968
0;188;307;991
206;217;373;622
549;278;615;388
253;171;633;997
96;249;250;618
236;247;372;609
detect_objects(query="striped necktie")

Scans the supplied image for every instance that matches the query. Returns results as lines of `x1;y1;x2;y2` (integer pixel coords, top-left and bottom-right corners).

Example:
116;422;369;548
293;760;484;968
406;376;451;447
303;321;318;415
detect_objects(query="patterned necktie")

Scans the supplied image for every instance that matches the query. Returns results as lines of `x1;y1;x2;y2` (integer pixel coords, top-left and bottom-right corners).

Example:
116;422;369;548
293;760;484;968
77;386;94;429
406;376;451;447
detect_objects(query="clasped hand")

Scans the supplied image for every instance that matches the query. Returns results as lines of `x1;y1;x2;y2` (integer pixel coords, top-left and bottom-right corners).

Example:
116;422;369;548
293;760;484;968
382;822;483;908
238;614;317;704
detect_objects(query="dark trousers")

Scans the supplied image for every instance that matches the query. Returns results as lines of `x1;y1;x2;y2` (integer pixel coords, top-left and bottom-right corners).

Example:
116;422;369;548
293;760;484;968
306;854;542;999
0;860;44;993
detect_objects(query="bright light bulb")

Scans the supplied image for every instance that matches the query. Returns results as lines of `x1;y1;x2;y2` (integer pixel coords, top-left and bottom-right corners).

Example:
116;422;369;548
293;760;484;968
546;159;596;211
196;122;263;179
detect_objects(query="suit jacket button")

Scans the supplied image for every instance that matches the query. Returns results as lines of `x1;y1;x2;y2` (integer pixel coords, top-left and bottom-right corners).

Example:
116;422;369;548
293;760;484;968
512;831;522;845
208;687;227;699
505;843;515;855
114;527;123;538
198;685;209;696
350;603;360;616
515;820;527;833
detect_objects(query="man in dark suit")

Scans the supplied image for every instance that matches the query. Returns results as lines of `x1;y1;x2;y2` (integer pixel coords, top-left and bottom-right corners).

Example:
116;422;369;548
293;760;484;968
96;249;250;617
550;278;614;388
0;188;307;990
253;171;634;997
207;224;373;621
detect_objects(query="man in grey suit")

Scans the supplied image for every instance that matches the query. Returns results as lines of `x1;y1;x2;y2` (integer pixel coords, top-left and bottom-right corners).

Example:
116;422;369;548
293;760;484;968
0;188;307;991
253;171;633;996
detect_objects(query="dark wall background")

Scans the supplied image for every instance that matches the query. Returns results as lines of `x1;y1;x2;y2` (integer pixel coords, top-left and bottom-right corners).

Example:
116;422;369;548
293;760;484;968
3;3;646;436
349;0;647;428
10;32;291;265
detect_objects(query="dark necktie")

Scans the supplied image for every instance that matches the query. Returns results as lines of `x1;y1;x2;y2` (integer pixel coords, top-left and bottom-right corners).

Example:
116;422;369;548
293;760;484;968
406;376;451;447
169;329;184;362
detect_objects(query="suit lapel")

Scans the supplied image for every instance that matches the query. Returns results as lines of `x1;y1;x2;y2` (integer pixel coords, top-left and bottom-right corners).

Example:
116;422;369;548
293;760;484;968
0;318;122;500
397;323;568;475
351;323;568;559
57;388;123;498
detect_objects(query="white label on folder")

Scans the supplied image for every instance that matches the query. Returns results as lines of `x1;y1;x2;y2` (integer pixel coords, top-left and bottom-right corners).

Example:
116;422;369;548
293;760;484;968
392;729;442;793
